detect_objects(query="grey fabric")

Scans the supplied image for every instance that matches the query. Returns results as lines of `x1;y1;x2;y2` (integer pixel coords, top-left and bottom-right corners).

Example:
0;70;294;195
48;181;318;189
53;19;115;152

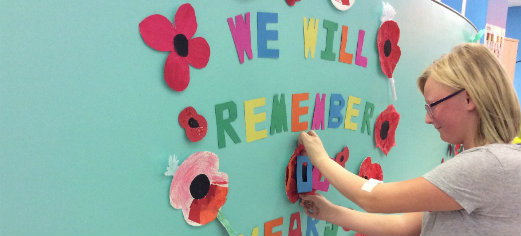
421;144;521;236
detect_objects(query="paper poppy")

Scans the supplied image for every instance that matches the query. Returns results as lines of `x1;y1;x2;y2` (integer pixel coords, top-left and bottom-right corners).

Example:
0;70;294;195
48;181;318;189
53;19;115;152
377;20;401;79
358;157;383;181
374;104;400;155
139;3;210;92
285;144;316;203
178;106;207;142
170;151;228;226
285;0;301;6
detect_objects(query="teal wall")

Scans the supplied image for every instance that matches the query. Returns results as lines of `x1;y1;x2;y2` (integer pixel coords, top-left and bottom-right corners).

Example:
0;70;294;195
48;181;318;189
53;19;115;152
0;1;477;235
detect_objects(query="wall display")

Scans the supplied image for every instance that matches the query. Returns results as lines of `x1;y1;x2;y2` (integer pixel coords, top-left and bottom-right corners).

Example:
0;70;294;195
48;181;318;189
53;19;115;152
485;23;506;59
0;1;478;235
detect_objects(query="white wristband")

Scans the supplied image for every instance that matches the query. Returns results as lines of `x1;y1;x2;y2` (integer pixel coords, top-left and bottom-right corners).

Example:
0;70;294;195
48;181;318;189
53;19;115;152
361;178;383;192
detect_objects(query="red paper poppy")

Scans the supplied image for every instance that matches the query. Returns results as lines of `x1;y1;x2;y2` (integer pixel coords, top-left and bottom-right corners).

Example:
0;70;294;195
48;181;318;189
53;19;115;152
377;20;401;79
178;106;207;142
139;3;210;92
170;151;228;226
374;104;400;155
285;144;316;203
286;0;301;6
358;157;383;181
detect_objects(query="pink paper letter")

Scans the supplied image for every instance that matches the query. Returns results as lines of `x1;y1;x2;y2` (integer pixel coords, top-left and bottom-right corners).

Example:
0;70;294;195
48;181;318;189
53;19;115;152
227;13;253;64
312;93;326;130
355;29;367;68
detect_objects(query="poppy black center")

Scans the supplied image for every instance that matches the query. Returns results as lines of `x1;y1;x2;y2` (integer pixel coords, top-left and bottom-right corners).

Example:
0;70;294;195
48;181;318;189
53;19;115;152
190;174;210;199
384;40;392;57
364;175;368;180
174;34;189;57
380;121;390;140
188;118;199;128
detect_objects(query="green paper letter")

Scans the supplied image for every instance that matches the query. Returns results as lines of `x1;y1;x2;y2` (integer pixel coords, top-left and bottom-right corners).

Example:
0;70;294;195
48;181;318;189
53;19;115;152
270;94;288;135
215;101;241;148
361;101;375;135
321;19;338;61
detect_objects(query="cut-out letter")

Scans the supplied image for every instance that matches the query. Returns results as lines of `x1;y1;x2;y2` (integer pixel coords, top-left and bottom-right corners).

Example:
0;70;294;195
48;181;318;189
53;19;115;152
344;96;361;130
288;212;302;236
355;29;367;67
311;93;326;130
306;216;320;236
265;217;284;236
303;17;319;59
297;155;313;193
227;13;253;64
216;101;241;148
328;94;345;129
245;97;268;143
270;94;288;135
361;101;375;135
292;93;309;132
258;12;279;58
321;19;338;61
339;25;353;64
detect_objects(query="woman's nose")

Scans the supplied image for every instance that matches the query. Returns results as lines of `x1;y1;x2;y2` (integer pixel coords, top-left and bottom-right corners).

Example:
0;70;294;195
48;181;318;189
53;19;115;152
425;112;434;125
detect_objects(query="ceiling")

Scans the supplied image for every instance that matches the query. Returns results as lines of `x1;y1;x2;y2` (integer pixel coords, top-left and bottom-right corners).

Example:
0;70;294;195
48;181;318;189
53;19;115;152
509;0;521;7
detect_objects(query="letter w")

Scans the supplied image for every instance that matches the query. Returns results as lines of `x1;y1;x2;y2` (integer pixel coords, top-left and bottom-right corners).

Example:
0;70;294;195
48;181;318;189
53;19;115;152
303;17;319;59
227;13;253;64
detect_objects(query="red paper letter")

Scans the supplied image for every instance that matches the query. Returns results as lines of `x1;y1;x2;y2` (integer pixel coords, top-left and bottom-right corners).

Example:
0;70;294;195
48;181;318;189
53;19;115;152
288;212;302;236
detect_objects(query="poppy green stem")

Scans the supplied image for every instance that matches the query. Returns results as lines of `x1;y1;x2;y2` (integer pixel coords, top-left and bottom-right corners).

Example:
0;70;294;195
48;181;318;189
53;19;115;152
217;210;238;236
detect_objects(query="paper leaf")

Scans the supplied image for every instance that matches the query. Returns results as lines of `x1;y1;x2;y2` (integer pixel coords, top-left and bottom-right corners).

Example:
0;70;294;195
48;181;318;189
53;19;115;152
380;2;396;22
164;154;180;176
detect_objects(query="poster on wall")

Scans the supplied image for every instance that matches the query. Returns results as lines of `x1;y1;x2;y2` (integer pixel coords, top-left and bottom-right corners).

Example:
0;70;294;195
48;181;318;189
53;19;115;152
485;23;505;59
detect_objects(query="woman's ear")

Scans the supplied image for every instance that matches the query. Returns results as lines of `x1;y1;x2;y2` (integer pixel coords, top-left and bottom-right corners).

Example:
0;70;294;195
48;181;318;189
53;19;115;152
464;91;476;111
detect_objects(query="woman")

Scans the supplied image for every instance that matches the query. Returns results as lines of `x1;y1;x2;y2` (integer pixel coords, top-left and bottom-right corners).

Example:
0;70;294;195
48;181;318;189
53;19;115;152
298;43;521;235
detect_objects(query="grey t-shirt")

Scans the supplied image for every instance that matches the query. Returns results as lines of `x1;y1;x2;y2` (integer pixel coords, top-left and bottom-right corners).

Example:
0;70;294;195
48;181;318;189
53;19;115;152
421;143;521;236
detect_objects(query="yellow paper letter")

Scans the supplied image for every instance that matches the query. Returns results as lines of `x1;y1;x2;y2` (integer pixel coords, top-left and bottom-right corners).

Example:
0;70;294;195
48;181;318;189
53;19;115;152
344;96;361;130
245;97;268;142
303;17;319;59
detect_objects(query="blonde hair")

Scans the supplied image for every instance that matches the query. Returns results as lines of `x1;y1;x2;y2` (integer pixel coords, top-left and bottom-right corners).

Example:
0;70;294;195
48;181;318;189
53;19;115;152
417;43;521;146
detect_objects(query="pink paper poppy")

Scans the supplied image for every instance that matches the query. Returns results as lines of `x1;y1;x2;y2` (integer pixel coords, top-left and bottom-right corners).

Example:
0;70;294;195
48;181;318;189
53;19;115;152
170;151;228;226
139;3;210;92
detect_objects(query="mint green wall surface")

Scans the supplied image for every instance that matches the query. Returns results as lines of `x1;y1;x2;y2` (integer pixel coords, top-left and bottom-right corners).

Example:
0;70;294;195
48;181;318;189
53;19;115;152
0;1;476;235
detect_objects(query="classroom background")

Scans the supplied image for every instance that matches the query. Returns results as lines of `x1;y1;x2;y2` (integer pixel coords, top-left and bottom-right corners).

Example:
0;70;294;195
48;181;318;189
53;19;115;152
1;0;520;235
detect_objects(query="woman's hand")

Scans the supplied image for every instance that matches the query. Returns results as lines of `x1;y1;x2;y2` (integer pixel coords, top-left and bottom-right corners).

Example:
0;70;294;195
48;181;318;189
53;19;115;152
297;130;329;164
299;193;337;221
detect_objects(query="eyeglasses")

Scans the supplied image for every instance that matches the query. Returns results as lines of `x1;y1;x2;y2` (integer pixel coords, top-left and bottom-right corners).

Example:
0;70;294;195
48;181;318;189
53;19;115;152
425;89;465;120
